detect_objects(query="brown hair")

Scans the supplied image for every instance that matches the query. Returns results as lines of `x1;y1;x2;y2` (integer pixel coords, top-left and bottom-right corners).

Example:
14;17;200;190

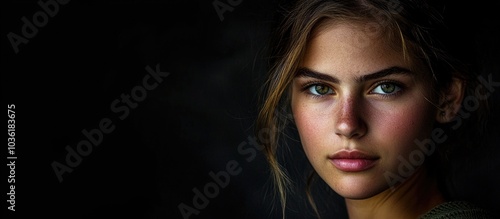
256;0;488;218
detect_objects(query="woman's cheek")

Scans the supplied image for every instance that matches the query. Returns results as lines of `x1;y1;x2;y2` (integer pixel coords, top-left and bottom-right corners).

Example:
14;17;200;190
293;103;335;158
370;101;435;160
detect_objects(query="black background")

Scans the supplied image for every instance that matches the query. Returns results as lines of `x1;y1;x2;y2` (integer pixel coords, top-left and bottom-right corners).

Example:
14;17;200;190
2;0;499;219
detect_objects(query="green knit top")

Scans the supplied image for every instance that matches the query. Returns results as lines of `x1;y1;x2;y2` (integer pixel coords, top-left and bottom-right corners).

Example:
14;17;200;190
418;201;495;219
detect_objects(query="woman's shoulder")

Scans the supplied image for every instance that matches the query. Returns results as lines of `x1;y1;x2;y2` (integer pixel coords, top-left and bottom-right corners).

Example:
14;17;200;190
419;200;496;219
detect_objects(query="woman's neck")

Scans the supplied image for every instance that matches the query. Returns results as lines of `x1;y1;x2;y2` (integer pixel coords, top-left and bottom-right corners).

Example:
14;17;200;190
345;167;445;219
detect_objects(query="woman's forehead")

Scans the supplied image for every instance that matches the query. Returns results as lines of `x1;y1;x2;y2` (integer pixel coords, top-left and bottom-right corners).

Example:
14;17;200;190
302;22;410;74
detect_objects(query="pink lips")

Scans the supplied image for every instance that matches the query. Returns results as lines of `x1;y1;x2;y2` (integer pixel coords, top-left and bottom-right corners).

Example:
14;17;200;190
328;150;379;172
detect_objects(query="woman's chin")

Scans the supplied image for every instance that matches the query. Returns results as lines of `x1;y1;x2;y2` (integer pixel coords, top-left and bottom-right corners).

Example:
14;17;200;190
326;176;389;200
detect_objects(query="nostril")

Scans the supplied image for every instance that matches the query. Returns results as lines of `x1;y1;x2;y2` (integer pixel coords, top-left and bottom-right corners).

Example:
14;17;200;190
335;115;367;139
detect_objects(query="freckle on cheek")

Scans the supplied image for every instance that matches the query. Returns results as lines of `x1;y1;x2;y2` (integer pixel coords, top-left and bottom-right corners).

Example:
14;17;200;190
382;107;432;140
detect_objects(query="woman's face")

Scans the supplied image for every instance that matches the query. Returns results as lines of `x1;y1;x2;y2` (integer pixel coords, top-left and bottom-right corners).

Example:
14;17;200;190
291;22;437;199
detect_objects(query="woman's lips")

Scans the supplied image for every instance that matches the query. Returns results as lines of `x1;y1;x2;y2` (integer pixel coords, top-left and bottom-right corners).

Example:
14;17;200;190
328;150;379;172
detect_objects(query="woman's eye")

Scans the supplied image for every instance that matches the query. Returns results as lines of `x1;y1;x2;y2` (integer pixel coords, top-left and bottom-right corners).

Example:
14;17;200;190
371;82;401;95
308;84;334;96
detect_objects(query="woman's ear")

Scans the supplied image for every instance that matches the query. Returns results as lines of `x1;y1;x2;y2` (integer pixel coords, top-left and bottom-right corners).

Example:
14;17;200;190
436;77;466;123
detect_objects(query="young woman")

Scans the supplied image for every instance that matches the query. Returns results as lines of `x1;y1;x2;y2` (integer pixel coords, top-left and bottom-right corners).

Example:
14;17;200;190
256;0;495;218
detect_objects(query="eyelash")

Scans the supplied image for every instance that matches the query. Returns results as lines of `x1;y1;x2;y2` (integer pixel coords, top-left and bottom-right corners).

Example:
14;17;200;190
301;80;405;99
372;80;406;99
301;80;334;99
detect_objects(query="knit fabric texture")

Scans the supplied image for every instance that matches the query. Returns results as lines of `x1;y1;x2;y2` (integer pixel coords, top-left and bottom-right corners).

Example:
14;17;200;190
419;201;495;219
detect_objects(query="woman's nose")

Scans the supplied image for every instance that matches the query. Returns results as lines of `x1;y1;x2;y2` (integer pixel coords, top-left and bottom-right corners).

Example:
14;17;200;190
334;97;367;139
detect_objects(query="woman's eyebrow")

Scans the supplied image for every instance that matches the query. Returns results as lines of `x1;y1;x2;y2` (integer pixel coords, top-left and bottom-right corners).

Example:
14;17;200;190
296;67;339;83
358;66;413;82
296;66;413;83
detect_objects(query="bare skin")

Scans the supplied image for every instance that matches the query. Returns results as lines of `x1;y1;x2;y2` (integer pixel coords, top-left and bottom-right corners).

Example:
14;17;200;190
345;167;445;218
